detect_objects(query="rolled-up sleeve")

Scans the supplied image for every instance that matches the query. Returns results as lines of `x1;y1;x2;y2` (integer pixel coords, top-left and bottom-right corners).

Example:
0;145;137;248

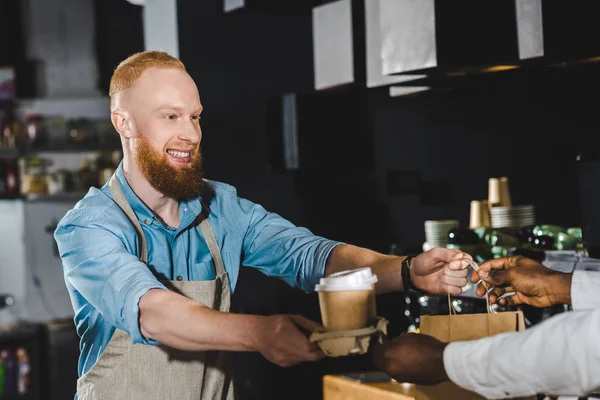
55;211;166;345
234;196;342;292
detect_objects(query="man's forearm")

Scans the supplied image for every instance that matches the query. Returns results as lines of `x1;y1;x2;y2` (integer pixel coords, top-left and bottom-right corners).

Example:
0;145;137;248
325;244;406;294
139;288;263;351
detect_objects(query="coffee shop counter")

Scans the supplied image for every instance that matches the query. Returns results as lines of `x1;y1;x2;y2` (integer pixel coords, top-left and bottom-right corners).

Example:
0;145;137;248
323;373;415;400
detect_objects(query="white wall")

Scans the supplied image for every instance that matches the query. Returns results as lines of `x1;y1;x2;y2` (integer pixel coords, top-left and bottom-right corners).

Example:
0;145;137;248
0;201;26;326
143;0;179;57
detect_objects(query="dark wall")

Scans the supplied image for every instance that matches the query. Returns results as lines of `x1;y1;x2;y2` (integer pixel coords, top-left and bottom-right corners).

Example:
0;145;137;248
370;65;598;249
94;0;145;95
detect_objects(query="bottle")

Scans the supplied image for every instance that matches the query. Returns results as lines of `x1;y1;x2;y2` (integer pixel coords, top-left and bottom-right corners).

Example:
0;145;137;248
16;348;30;395
5;159;19;198
24;114;46;148
96;152;116;187
77;159;97;191
0;351;5;397
0;107;22;149
2;350;16;396
0;160;7;198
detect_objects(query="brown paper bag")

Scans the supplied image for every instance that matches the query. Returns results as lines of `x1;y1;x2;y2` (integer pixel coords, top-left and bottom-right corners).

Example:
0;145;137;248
416;310;535;400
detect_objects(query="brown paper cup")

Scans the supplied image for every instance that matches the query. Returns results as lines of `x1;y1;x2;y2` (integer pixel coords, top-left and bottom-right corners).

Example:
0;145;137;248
469;200;491;229
499;177;512;207
488;178;501;207
318;286;376;331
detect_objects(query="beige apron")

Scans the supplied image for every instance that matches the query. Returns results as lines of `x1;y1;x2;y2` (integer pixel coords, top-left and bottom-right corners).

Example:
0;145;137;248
76;177;235;400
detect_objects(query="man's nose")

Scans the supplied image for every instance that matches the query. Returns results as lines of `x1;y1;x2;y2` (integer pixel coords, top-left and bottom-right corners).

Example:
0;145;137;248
179;119;202;144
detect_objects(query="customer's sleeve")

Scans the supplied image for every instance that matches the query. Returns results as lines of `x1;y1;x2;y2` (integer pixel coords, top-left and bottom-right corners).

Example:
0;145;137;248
231;195;342;292
571;270;600;310
443;309;600;399
55;211;167;345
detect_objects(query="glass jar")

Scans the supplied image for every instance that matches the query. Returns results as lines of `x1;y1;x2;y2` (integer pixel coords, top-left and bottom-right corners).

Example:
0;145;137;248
24;114;46;148
21;157;47;195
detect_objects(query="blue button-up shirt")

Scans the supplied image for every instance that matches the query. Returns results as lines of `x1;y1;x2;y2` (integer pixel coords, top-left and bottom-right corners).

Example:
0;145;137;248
55;164;341;378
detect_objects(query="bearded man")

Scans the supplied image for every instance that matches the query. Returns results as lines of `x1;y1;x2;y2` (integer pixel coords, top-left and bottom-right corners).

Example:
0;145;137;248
54;51;471;400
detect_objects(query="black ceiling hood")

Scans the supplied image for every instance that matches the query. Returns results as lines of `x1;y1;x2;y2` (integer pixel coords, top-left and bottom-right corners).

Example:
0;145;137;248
539;1;600;64
380;0;600;76
222;0;328;15
380;0;524;76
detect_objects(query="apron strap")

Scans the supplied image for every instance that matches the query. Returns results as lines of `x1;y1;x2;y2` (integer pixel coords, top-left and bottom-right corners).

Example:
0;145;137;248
196;212;226;277
109;176;149;264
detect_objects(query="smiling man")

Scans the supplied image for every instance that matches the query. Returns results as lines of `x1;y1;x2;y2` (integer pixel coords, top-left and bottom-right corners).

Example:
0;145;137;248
54;51;470;400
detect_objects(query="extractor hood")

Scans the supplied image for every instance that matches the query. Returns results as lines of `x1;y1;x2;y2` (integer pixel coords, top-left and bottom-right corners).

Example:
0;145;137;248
379;0;600;76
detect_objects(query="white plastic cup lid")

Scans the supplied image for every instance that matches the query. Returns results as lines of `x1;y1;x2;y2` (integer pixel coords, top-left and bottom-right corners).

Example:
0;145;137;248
315;267;378;292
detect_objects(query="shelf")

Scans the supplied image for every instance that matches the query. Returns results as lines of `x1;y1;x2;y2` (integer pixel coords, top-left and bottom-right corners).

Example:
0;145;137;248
23;192;87;203
0;148;20;158
0;143;121;158
27;142;121;154
0;192;88;202
0;99;16;108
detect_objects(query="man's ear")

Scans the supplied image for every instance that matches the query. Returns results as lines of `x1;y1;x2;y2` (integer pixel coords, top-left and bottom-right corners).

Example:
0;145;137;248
111;110;134;139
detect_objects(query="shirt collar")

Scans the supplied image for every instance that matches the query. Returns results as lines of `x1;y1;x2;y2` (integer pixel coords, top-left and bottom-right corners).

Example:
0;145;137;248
114;163;203;231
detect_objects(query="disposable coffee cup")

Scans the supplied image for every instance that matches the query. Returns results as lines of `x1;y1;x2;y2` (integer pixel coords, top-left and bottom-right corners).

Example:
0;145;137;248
469;200;491;229
489;177;512;208
315;267;378;331
488;178;501;207
499;177;512;207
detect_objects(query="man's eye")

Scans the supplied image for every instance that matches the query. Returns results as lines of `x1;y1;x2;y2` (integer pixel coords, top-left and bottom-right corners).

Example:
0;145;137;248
192;115;201;121
167;115;177;120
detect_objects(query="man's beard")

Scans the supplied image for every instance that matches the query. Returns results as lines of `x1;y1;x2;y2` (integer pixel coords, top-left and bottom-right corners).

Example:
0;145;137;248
135;136;204;200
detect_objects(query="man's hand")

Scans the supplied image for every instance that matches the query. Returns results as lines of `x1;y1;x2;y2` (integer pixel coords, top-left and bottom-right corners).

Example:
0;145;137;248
411;249;471;295
253;314;326;367
472;256;573;307
371;334;448;385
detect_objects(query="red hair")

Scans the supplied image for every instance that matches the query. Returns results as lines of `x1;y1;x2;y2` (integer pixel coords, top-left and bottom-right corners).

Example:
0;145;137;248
109;51;186;108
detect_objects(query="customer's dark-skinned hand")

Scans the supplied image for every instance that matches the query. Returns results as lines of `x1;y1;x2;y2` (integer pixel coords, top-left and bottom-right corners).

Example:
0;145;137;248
371;333;449;386
471;256;572;308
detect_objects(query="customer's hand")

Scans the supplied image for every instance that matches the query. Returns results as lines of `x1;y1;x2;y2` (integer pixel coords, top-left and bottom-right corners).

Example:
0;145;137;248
472;256;572;307
253;314;325;367
411;249;471;295
371;333;448;385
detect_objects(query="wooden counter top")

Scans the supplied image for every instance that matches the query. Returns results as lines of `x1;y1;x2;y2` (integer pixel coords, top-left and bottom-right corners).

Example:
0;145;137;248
323;374;415;400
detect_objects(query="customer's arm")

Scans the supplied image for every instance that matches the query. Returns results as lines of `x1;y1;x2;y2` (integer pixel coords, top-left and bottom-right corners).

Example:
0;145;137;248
373;309;600;398
472;256;573;308
374;256;600;398
444;308;600;398
473;256;600;310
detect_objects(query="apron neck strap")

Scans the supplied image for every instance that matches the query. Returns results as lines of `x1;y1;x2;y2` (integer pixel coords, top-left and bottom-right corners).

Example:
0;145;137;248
109;176;149;264
196;211;226;277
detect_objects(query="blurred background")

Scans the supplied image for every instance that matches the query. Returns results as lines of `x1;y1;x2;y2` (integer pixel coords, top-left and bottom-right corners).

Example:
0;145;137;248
1;0;600;399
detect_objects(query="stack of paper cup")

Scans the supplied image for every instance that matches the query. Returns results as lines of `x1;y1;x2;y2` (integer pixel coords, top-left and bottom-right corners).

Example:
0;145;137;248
315;267;378;331
424;220;460;249
491;204;536;228
488;177;512;208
